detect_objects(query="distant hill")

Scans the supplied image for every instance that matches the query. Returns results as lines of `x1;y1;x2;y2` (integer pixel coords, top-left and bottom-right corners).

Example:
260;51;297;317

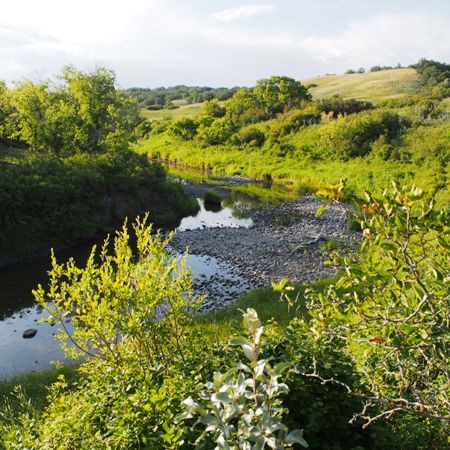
302;68;420;103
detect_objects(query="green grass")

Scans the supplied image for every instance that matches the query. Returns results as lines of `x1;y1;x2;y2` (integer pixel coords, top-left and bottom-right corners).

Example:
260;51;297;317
138;131;449;207
0;365;79;415
140;103;203;121
303;68;420;103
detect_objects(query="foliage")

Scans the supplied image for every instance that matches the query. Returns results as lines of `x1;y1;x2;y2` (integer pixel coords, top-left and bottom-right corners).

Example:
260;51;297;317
0;152;198;254
33;215;201;370
413;59;450;93
225;88;268;127
202;99;226;118
316;96;373;117
168;117;199;140
254;76;311;116
128;85;239;108
10;66;140;156
281;184;449;443
181;308;308;449
238;126;266;147
197;117;235;145
1;218;205;448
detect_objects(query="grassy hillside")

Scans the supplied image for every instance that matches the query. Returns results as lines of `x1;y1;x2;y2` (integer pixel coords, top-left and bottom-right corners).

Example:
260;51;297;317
138;68;449;208
303;68;420;103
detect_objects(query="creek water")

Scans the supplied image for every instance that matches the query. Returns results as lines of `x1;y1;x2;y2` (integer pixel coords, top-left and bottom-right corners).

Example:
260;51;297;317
0;194;254;378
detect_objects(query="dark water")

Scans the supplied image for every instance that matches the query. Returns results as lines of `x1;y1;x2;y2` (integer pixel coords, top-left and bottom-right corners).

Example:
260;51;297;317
0;196;253;378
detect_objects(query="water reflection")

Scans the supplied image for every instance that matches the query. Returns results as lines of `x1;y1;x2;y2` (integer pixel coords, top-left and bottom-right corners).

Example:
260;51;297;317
178;199;253;231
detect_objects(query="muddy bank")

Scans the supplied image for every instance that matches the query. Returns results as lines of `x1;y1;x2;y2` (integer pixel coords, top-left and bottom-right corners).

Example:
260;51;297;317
170;195;360;312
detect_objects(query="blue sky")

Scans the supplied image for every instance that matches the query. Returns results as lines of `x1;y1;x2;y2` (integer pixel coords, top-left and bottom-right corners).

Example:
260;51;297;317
1;0;449;87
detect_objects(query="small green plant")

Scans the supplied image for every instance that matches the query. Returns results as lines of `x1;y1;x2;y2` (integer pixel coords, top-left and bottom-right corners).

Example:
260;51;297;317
33;215;201;372
180;308;308;449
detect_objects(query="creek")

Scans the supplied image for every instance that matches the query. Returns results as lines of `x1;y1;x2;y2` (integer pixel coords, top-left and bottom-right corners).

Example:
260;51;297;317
0;167;357;378
0;171;263;378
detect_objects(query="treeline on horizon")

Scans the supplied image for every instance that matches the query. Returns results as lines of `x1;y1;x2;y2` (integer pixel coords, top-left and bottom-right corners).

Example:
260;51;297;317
126;58;450;109
127;85;240;110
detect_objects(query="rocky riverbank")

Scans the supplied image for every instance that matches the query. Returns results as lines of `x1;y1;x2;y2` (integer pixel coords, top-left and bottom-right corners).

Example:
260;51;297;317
170;195;360;312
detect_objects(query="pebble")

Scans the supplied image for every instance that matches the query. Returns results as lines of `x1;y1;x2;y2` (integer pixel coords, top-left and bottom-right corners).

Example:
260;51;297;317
170;195;360;312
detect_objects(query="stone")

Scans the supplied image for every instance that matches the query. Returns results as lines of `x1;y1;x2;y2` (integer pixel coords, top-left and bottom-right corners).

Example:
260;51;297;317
23;328;38;339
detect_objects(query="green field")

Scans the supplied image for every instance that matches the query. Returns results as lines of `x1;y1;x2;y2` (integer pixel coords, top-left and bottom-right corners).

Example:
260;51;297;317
303;68;420;103
140;102;203;120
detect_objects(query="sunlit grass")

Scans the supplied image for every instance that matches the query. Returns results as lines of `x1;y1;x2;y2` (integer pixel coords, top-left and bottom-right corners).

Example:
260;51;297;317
303;68;420;103
140;103;203;121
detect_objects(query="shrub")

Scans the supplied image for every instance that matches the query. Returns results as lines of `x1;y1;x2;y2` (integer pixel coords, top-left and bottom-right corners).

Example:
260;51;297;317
280;184;449;447
238;126;266;147
168;117;198;140
197;117;235;145
180;308;308;449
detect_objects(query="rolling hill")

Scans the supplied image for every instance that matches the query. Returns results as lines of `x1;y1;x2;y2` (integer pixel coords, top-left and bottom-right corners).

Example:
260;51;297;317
302;68;420;103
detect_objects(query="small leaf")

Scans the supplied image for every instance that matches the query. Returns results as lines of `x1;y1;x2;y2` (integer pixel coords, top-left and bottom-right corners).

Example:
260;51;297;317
286;429;308;447
230;336;251;346
315;204;327;218
242;343;255;362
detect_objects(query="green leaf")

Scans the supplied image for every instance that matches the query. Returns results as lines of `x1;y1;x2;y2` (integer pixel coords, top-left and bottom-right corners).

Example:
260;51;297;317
230;336;251;346
315;204;328;218
286;429;308;447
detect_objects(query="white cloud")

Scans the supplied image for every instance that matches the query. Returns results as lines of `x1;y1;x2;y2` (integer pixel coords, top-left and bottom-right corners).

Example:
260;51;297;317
300;13;450;67
208;4;273;23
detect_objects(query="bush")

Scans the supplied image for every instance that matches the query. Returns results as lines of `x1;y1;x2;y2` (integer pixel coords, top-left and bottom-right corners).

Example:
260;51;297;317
238;126;266;147
316;96;373;117
280;185;449;447
197;117;235;145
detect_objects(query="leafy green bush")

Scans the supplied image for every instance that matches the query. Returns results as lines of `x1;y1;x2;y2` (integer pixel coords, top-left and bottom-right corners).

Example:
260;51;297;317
168;117;199;140
279;184;449;447
238;126;266;147
181;308;308;449
197;117;235;145
316;96;373;117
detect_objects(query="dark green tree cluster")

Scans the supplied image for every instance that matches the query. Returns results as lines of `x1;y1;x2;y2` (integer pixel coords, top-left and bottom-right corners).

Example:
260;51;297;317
127;85;240;109
413;59;450;97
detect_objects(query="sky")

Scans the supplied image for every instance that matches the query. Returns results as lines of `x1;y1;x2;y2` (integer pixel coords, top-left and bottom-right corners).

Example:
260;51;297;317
1;0;449;88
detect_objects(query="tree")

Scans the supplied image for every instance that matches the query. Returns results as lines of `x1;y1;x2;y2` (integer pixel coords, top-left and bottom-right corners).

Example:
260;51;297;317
254;76;311;116
62;66;140;154
197;117;234;145
0;82;16;144
225;88;267;126
201;98;226;118
10;67;140;156
168;117;198;140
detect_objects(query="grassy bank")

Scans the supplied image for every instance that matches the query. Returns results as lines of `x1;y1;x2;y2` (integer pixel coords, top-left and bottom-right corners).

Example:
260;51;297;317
0;148;198;257
137;124;449;207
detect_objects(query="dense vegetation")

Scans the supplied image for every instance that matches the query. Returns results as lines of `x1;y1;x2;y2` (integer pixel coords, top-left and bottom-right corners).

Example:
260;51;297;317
1;186;448;448
0;67;197;256
0;62;448;449
139;67;449;207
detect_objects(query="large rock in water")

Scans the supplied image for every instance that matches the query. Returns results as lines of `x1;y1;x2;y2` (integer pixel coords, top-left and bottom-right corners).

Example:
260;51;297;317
22;328;37;339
